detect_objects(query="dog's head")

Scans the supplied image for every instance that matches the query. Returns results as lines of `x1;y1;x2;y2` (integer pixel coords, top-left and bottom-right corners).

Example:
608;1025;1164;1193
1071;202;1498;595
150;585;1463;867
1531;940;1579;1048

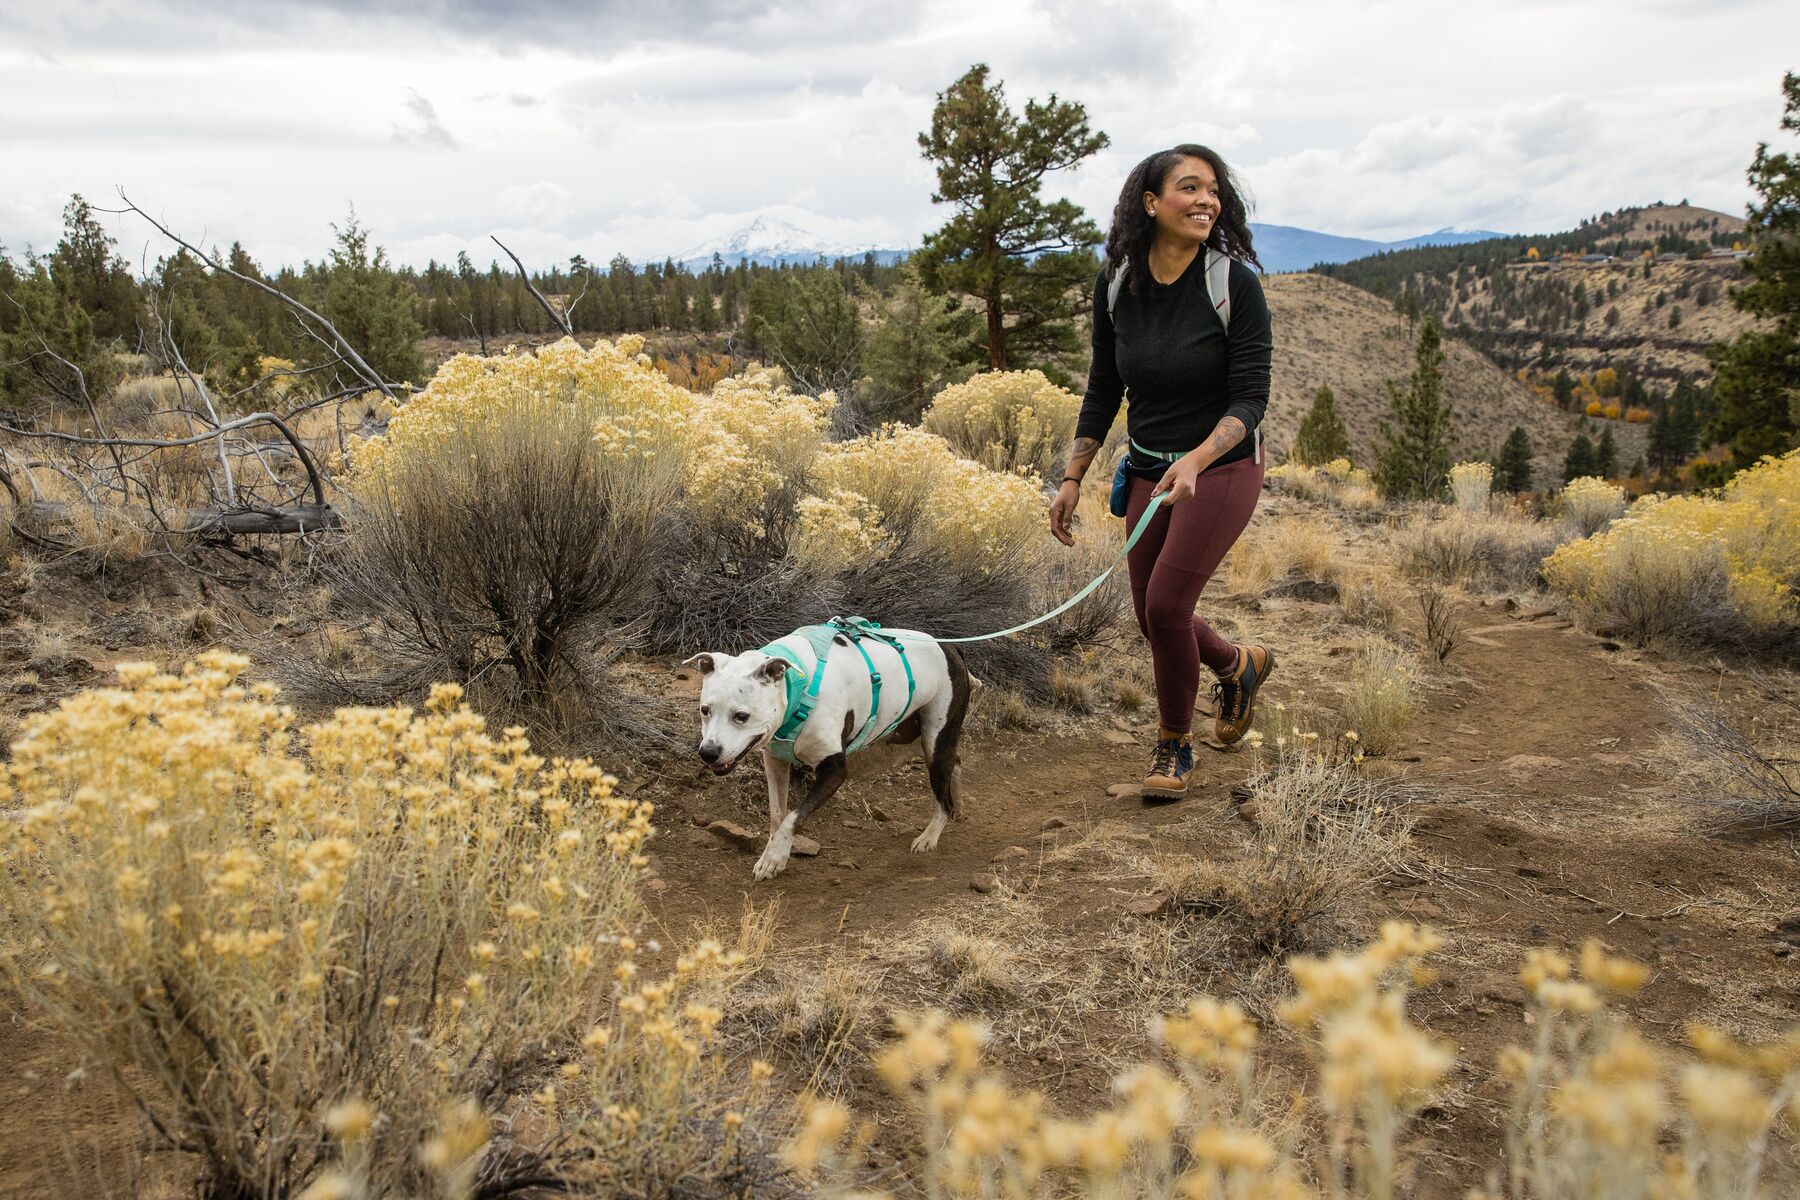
682;651;795;775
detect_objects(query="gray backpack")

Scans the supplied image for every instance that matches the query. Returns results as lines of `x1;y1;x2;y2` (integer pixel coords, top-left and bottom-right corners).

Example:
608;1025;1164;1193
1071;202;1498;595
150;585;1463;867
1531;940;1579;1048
1103;247;1260;470
1107;247;1234;329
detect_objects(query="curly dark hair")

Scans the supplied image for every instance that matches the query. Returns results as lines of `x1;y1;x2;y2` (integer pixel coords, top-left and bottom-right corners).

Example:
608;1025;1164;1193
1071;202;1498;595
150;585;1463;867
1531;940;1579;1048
1104;144;1259;292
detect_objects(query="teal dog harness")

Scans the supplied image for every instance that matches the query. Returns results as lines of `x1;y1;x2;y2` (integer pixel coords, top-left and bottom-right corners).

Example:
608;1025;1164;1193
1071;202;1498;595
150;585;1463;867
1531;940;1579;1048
759;616;918;765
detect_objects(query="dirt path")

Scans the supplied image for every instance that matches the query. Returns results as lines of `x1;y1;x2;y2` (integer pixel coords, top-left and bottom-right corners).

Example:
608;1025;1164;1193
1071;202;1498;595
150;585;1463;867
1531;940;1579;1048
2;595;1792;1198
642;597;1798;1197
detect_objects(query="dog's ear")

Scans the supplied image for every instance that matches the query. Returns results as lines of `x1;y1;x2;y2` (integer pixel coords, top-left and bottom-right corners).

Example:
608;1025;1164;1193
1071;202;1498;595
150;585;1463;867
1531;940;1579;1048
681;652;718;676
757;656;793;683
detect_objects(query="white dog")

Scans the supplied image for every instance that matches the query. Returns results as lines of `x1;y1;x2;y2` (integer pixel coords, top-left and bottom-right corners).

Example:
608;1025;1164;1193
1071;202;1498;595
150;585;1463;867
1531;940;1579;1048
684;622;974;880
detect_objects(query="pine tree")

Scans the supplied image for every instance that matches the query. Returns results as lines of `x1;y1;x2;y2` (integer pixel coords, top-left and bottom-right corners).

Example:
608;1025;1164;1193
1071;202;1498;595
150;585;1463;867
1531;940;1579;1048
1498;426;1535;492
1552;369;1575;409
915;64;1107;372
317;210;424;385
744;268;863;396
1563;434;1598;483
1596;425;1618;477
857;272;976;425
1707;71;1800;470
1374;317;1453;500
1291;384;1351;465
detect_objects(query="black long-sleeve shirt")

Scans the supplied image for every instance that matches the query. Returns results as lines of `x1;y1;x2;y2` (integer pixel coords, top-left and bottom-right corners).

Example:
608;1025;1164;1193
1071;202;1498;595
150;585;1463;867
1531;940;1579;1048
1074;254;1273;466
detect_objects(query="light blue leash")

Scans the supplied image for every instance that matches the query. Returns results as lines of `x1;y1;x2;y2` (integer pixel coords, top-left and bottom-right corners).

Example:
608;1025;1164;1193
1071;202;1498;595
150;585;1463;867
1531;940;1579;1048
756;493;1168;761
923;490;1167;644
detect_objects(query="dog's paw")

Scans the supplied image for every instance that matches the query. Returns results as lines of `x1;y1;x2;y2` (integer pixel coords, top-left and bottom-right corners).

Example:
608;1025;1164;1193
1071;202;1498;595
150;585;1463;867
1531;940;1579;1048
753;848;789;880
909;829;942;854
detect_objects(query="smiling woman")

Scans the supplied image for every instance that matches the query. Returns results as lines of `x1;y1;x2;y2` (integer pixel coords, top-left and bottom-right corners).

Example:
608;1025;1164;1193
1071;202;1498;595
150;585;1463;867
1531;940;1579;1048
1049;144;1275;801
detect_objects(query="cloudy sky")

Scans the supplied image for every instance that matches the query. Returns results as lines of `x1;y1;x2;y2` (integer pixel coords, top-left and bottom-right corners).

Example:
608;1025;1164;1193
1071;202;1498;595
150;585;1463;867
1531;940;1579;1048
2;0;1792;272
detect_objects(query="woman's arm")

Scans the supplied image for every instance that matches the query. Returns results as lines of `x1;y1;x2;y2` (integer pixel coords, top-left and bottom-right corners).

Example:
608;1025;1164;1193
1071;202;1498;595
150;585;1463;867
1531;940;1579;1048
1065;269;1125;482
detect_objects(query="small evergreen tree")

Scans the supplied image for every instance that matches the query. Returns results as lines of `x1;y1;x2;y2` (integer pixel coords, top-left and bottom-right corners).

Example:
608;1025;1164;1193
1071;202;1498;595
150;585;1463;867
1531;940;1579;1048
1497;426;1535;493
857;272;976;425
745;268;863;396
1563;434;1598;483
1552;368;1575;408
1291;384;1351;465
317;211;424;385
1595;425;1618;477
1707;71;1800;470
1374;317;1453;500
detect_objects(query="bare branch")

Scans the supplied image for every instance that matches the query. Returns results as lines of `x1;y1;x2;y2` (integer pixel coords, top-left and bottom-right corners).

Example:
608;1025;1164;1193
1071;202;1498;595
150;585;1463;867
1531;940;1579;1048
0;411;331;510
491;236;573;338
110;191;399;400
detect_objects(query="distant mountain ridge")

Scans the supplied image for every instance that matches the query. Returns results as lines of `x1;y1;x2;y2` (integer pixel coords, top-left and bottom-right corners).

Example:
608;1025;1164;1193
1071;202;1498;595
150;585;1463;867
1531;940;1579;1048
667;213;1503;274
1250;224;1505;274
674;215;909;272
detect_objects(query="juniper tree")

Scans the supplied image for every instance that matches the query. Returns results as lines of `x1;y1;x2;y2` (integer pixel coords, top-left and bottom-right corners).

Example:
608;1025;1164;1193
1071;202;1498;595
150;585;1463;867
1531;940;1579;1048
1498;426;1535;493
1596;425;1619;477
1292;383;1351;466
1708;71;1800;470
915;63;1107;373
1563;433;1598;483
1375;317;1454;500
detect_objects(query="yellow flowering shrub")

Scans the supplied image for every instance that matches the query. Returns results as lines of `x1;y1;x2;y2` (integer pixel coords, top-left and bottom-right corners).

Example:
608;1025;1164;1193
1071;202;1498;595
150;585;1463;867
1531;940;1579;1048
797;929;1798;1200
1560;474;1628;536
1546;450;1800;644
342;336;1119;681
921;369;1083;477
1269;458;1379;509
0;655;769;1197
1449;460;1494;514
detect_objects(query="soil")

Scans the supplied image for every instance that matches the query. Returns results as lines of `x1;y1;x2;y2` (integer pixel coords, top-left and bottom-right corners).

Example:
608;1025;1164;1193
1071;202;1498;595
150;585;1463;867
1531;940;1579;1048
2;528;1795;1198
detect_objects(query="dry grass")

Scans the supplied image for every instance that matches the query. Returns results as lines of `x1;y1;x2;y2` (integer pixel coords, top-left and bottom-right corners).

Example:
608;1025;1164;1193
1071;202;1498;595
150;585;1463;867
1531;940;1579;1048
1399;509;1562;592
1337;568;1406;633
1160;753;1418;956
1339;640;1418;755
729;958;878;1093
1662;668;1800;829
1227;514;1340;595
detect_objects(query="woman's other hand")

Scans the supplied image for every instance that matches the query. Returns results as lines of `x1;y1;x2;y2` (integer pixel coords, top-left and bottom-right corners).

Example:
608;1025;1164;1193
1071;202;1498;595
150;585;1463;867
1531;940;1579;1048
1049;480;1079;546
1150;455;1204;505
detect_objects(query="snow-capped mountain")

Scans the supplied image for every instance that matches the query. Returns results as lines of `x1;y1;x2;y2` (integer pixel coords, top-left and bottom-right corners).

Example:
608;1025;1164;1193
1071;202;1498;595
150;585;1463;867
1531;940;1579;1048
674;214;911;272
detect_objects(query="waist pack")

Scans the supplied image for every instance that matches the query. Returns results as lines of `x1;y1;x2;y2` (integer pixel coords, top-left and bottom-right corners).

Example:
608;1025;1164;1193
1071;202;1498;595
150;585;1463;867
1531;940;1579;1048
1108;452;1172;517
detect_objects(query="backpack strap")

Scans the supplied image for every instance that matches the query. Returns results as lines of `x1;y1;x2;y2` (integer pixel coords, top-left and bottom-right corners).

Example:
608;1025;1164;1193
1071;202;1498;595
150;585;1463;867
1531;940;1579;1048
1107;251;1234;332
1205;247;1232;331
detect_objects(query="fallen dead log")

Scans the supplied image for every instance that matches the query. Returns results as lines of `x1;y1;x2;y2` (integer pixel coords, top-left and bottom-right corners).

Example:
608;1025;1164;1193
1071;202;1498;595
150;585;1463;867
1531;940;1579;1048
18;501;341;536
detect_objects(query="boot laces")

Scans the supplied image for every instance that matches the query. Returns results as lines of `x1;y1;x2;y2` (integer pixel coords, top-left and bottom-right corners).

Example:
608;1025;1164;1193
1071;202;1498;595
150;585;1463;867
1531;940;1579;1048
1150;737;1183;778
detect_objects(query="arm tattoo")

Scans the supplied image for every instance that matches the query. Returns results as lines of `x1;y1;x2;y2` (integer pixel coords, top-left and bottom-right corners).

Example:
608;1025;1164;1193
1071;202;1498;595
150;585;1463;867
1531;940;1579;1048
1063;437;1102;480
1199;417;1247;461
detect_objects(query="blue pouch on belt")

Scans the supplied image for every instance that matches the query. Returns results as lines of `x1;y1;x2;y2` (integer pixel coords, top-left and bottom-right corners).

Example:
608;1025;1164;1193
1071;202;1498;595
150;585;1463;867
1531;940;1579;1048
1108;456;1132;517
1109;452;1172;518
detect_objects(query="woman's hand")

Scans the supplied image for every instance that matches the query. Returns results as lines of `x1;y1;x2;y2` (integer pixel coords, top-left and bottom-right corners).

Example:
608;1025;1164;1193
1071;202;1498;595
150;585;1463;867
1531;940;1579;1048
1049;480;1079;546
1150;455;1205;505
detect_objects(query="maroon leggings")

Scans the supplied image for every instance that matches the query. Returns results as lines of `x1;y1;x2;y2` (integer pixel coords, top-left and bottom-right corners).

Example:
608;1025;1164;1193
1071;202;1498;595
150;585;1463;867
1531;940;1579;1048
1124;456;1265;733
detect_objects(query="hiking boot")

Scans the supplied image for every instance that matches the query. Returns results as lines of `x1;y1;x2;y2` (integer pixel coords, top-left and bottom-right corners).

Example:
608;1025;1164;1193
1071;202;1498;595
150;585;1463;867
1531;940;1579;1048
1142;728;1195;800
1213;644;1276;745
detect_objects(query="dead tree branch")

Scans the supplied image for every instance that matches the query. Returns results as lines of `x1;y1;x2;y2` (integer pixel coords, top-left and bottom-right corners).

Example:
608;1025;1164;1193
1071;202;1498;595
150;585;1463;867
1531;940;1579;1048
110;191;399;400
492;236;573;338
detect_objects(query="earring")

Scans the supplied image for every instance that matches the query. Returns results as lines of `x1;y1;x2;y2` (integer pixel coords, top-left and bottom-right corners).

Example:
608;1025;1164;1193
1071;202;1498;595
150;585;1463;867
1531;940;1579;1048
1148;207;1157;217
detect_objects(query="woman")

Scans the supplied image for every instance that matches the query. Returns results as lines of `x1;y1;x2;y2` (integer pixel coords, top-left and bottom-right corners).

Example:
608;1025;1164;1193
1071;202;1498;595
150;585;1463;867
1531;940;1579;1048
1049;144;1275;800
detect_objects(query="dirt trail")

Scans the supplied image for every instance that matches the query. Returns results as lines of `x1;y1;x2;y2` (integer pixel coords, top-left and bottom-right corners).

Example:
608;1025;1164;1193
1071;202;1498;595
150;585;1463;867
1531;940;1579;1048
2;595;1793;1198
642;597;1798;1196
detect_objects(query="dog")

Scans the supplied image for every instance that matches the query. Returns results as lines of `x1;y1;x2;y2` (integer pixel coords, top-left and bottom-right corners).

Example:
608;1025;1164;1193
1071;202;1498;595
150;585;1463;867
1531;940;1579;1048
684;625;974;880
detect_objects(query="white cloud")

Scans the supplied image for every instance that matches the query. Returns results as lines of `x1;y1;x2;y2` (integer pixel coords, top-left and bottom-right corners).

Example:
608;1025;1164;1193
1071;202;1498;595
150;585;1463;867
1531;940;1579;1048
2;0;1792;270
